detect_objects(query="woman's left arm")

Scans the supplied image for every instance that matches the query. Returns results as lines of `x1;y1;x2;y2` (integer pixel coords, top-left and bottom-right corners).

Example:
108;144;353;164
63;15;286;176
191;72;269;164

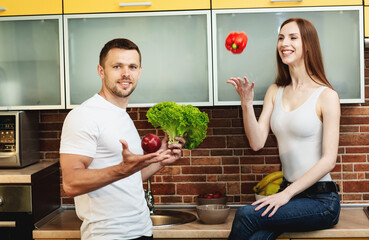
253;88;341;217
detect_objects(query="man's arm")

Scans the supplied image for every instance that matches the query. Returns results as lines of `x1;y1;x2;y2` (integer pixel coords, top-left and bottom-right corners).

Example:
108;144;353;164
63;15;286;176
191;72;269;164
61;140;172;198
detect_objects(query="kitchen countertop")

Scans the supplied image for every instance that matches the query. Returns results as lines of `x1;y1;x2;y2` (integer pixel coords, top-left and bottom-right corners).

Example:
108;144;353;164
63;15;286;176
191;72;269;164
33;206;369;239
0;160;59;183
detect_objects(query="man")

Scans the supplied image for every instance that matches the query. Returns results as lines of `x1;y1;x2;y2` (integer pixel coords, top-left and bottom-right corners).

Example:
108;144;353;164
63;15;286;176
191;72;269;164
59;38;185;240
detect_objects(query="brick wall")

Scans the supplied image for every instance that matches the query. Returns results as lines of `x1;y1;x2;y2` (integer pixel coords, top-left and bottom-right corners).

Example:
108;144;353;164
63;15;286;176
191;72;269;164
39;49;369;206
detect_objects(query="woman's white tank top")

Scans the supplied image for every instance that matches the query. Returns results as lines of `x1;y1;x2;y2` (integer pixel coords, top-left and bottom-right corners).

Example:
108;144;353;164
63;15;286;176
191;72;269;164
270;86;332;182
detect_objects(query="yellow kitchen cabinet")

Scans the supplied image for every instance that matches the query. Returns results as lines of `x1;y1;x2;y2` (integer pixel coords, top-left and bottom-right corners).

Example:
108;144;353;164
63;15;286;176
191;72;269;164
63;0;210;14
365;7;369;37
212;0;362;10
365;0;369;5
0;0;62;16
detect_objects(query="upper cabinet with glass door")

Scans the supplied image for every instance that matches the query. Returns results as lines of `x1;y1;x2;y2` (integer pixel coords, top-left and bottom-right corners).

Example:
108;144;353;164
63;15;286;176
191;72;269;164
64;0;210;14
213;6;364;106
0;1;64;110
64;10;212;108
0;0;62;16
212;0;362;10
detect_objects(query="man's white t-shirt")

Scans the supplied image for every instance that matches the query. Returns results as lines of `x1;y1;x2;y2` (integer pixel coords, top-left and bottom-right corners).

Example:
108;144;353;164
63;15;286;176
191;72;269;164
60;94;152;240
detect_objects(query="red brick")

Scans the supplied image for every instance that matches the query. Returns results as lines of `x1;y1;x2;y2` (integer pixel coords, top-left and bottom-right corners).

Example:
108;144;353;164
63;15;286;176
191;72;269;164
358;172;366;179
339;133;369;146
191;150;210;156
343;180;369;192
40;122;63;131
213;127;244;135
241;174;256;181
181;166;222;174
221;156;240;165
251;165;281;173
227;182;241;195
151;183;175;195
40;131;59;139
241;182;256;194
169;157;190;166
207;175;217;181
340;126;360;132
346;146;369;153
231;119;243;127
212;109;239;118
354;164;369;171
341;107;369;115
342;155;366;162
240;156;265;164
208;119;232;128
343;173;358;179
162;175;206;182
240;165;252;173
227;136;248;148
191;157;221;165
219;174;240;181
342;163;354;172
198;136;226;148
161;196;182;203
265;156;281;164
341;116;369;125
211;149;233;156
342;194;362;201
40;139;60;151
224;166;240;174
134;120;155;129
361;126;369;132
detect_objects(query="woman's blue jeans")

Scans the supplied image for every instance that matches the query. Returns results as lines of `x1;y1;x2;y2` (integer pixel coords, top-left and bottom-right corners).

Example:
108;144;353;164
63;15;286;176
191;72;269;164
228;192;340;240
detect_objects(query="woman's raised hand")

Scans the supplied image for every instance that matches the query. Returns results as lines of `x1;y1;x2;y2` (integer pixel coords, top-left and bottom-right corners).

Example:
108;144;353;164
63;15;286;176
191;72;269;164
226;76;255;105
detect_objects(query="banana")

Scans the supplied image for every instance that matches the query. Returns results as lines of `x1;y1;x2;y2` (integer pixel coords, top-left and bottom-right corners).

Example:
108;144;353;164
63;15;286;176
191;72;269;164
258;190;266;196
264;183;281;196
253;171;283;193
272;177;283;185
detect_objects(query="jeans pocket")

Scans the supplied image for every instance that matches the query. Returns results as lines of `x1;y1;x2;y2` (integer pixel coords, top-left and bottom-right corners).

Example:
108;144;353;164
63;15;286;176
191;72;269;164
306;192;341;226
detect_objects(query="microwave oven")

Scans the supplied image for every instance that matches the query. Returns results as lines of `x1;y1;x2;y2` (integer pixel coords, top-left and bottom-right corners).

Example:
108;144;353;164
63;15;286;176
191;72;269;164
0;111;40;168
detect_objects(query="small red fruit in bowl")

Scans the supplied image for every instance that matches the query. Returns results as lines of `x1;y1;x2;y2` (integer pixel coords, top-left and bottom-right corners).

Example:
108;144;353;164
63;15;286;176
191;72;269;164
141;134;162;153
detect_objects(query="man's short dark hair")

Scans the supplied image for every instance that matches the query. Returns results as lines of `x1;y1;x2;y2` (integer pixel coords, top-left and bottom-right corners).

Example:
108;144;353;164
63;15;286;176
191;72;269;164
99;38;141;67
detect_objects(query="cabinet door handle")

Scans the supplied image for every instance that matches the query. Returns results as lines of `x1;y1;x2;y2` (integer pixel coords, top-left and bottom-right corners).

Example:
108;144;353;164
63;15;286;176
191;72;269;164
0;7;6;11
270;0;302;2
0;221;16;228
119;2;152;7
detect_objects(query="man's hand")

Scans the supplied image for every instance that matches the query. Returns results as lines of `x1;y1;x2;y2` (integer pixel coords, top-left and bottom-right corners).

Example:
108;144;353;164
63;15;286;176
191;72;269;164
119;139;171;177
159;134;185;166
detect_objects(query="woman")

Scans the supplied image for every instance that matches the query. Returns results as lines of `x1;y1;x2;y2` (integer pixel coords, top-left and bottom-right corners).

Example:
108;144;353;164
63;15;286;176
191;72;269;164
227;18;341;240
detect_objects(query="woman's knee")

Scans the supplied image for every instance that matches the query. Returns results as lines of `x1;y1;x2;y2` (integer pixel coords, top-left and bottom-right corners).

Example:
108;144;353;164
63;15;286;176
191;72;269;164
235;205;257;221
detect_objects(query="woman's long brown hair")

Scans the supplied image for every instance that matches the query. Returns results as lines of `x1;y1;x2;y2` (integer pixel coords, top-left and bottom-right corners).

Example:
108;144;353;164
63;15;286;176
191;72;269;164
275;18;333;89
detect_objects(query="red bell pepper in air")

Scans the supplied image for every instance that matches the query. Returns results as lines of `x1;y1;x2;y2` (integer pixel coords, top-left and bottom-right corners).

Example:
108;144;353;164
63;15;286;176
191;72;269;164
225;31;248;54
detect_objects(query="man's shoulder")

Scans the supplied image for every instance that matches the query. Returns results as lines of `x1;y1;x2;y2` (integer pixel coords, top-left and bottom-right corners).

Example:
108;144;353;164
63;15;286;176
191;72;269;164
66;95;102;121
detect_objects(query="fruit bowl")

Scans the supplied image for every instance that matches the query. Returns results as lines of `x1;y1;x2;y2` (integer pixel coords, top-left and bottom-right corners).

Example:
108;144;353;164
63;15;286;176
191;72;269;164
196;204;230;224
255;193;267;201
197;192;227;205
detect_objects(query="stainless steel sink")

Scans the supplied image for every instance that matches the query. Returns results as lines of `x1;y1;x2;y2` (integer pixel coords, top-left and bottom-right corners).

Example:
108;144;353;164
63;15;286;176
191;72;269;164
150;209;197;227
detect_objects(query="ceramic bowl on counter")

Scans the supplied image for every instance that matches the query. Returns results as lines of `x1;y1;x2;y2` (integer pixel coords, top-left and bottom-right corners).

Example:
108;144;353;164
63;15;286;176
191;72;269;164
196;204;230;224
